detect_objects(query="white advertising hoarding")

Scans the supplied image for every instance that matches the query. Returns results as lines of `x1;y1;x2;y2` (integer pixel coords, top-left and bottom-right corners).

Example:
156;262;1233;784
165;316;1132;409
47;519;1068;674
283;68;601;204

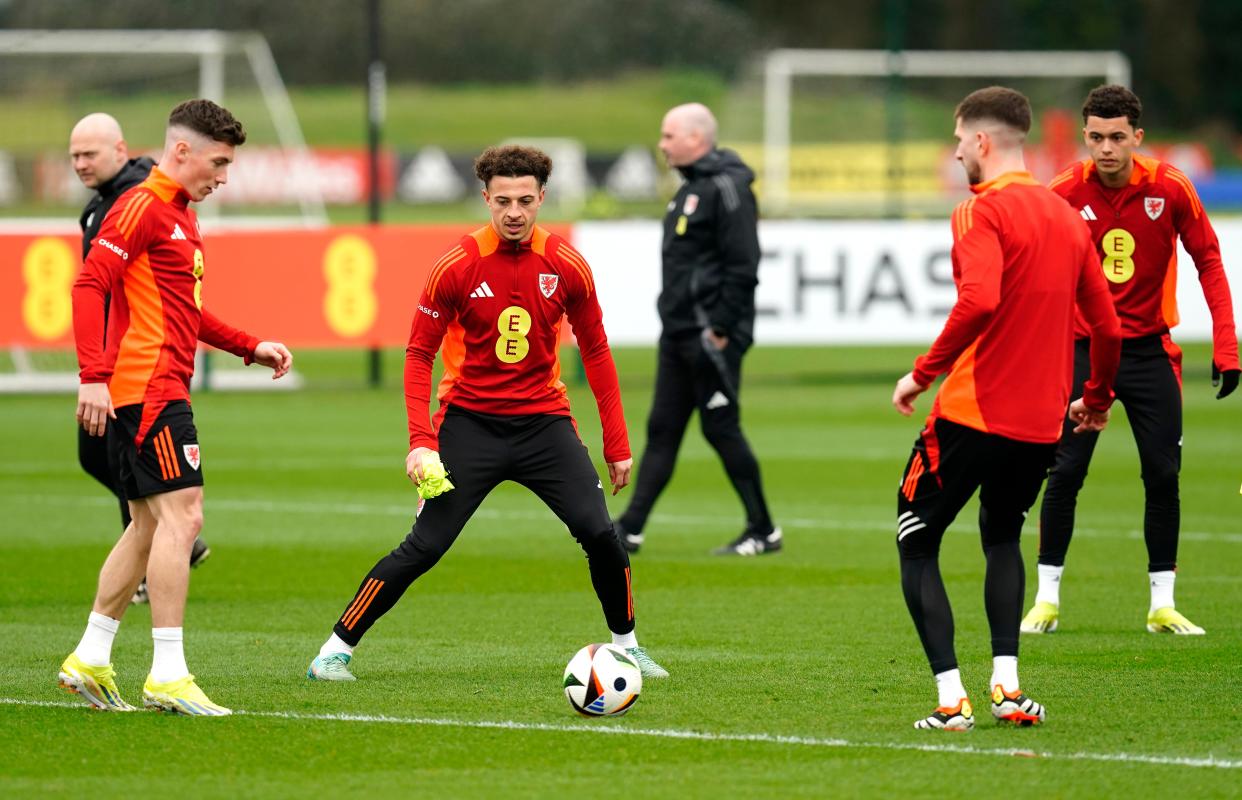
576;220;1242;346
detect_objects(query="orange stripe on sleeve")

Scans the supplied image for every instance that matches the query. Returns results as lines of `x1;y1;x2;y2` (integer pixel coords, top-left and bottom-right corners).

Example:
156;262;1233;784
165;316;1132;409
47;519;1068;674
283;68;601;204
427;250;468;301
558;245;595;294
1166;170;1203;218
118;194;154;240
1048;168;1076;191
113;193;145;237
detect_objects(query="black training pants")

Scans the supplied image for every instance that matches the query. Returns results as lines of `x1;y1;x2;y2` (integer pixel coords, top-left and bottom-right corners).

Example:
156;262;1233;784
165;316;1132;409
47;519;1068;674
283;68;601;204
334;408;634;646
619;333;772;536
1039;335;1183;573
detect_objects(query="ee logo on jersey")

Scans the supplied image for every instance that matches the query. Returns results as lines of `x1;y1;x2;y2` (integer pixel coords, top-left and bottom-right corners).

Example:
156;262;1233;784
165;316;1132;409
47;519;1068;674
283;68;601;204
192;248;205;309
496;305;531;363
1101;228;1136;284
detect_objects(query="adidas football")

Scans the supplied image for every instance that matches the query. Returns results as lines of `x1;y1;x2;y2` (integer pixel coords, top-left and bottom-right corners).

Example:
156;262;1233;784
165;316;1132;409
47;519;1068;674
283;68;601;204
562;643;642;716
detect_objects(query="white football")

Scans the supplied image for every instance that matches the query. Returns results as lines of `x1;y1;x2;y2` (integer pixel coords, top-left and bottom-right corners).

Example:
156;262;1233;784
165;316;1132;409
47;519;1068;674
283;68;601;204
563;643;642;716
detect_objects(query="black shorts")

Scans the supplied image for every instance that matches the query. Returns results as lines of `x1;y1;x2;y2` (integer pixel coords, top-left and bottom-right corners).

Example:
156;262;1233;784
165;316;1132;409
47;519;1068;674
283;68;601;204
896;417;1056;558
108;400;204;499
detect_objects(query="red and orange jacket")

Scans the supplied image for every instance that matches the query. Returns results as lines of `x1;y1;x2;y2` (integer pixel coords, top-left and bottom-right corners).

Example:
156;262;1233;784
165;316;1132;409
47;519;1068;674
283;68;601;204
913;172;1122;444
1050;155;1238;370
405;224;630;463
73;167;259;442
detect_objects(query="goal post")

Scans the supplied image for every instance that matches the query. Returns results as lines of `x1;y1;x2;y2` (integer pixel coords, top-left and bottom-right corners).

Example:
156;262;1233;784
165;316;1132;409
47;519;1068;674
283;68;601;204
0;29;316;392
761;48;1132;215
0;28;327;227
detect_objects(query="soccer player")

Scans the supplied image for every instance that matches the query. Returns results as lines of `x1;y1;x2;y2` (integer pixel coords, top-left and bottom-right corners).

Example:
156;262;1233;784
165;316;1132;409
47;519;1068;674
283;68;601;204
62;99;293;716
306;145;667;682
70;112;211;605
613;103;779;557
892;87;1121;731
1021;85;1239;637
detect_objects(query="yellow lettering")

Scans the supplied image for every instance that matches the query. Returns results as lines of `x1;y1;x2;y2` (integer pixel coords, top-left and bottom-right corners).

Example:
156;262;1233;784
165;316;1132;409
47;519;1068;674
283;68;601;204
495;305;531;363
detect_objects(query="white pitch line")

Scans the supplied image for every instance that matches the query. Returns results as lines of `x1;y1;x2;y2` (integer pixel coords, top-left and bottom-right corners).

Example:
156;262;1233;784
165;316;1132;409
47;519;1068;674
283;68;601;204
1;696;1237;770
7;493;1242;544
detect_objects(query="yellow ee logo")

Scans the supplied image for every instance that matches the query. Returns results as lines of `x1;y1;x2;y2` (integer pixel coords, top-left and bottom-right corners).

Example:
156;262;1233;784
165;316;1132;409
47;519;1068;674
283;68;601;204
21;237;76;340
323;234;379;337
1101;228;1136;284
495;305;531;363
192;248;205;309
675;215;688;236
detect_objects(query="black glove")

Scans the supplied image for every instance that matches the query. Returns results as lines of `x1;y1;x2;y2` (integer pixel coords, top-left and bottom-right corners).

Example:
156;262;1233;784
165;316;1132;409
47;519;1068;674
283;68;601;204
1212;361;1239;399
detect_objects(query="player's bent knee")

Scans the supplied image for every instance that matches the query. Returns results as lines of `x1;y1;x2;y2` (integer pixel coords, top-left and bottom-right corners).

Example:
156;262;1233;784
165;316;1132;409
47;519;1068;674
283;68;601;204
572;524;620;552
1140;463;1179;495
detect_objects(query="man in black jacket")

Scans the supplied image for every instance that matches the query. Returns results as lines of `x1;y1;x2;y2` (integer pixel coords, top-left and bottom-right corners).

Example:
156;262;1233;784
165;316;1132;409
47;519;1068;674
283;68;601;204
614;103;779;556
69;113;209;600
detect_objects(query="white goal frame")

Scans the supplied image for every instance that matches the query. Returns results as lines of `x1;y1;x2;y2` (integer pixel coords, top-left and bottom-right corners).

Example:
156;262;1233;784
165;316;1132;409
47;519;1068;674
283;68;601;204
0;29;327;226
762;48;1132;212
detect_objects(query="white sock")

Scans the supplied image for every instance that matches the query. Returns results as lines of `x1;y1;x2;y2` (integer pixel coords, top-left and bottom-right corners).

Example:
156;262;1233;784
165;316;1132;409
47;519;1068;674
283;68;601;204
1150;570;1176;612
991;656;1019;693
319;632;354;657
1035;564;1064;606
934;668;966;708
611;630;638;649
150;627;189;684
74;612;120;667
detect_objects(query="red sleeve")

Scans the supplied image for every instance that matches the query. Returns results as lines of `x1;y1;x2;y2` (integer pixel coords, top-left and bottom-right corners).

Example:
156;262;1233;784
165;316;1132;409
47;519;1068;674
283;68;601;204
199;307;260;364
72;195;148;384
1169;170;1239;371
1075;243;1122;410
912;199;1003;386
404;265;458;451
557;242;630;463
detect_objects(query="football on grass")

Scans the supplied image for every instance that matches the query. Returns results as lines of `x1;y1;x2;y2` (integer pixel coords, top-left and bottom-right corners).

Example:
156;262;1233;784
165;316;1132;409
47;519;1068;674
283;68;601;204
563;643;642;716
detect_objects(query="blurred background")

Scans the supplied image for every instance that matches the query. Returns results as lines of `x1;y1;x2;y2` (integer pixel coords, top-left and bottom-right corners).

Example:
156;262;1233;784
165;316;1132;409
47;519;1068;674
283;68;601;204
2;0;1240;385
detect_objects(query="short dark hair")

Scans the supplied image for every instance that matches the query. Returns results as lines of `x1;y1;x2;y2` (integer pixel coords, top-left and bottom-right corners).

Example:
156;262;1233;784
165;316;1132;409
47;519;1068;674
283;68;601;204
474;145;552;187
1082;84;1142;126
168;99;246;146
955;86;1032;134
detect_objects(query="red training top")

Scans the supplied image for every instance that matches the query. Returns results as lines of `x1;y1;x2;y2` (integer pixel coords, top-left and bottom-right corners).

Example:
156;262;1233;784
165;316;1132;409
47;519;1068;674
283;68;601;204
913;171;1122;444
405;224;630;463
73;166;259;444
1049;155;1238;370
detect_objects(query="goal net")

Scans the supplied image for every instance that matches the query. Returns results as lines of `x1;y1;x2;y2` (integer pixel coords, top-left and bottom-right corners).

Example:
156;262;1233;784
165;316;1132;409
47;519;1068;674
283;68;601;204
748;49;1132;216
0;30;317;392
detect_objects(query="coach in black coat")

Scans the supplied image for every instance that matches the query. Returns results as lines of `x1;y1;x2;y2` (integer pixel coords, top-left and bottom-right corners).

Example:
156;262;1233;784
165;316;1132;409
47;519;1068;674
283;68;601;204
613;103;780;557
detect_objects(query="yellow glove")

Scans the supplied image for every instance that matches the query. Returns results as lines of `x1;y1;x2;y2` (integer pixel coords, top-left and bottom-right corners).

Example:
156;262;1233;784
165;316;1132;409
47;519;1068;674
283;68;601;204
415;453;455;500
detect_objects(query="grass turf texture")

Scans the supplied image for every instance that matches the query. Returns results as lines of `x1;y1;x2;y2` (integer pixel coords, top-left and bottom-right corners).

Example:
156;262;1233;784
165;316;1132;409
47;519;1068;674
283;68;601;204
1;343;1239;797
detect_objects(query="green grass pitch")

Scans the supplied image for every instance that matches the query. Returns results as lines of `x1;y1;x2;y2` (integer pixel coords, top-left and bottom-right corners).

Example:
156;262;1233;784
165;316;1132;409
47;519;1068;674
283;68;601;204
1;344;1239;797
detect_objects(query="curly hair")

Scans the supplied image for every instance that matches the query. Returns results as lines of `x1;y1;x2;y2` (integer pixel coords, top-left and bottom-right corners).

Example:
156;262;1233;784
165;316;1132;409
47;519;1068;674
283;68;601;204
1082;85;1142;126
168;99;246;146
955;86;1032;134
474;145;553;187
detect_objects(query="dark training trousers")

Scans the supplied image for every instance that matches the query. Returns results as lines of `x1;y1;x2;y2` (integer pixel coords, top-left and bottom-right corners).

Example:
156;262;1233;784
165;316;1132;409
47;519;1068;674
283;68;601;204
334;408;634;646
619;333;773;536
79;422;132;530
1039;335;1183;573
896;418;1057;675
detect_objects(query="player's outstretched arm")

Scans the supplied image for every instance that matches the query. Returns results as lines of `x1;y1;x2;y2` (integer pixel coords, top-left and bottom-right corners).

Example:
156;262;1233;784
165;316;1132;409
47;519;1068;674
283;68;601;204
606;458;633;496
252;341;293;379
